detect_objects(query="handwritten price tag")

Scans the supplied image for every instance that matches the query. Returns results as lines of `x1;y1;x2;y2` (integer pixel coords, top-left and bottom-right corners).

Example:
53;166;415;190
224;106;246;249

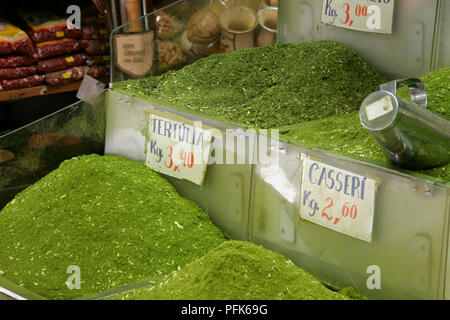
145;114;213;186
321;0;394;34
299;155;380;242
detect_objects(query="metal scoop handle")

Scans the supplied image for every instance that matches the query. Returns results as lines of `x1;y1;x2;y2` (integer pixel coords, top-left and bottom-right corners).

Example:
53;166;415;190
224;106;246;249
380;78;428;107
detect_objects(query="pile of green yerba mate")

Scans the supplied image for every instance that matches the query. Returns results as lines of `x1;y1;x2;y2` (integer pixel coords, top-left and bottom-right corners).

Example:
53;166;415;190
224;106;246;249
111;241;362;300
115;41;386;129
0;155;226;299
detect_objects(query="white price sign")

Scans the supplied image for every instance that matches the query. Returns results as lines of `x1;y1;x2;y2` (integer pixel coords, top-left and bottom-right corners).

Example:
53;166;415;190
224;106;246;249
145;114;213;186
321;0;395;34
299;156;380;242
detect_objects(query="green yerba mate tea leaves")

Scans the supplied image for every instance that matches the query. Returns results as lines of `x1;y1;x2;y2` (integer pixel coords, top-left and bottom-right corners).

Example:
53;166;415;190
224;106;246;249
115;41;386;129
111;241;359;300
397;67;450;121
0;155;226;299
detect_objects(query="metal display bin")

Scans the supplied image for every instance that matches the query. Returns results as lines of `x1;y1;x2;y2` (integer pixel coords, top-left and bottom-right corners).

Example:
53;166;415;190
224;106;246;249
249;135;450;300
105;90;255;241
105;89;450;300
0;88;448;300
104;0;450;300
278;0;449;78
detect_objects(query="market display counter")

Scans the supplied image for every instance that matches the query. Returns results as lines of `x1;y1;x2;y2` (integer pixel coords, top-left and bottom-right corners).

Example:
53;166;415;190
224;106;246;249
0;0;449;301
104;90;450;300
0;81;449;300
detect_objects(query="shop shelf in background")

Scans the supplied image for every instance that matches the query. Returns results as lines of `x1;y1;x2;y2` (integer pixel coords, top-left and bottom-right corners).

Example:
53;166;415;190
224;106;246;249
110;0;277;83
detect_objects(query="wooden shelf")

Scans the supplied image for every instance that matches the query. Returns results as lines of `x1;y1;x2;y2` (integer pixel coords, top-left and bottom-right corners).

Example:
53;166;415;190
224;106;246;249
0;76;111;103
0;81;82;102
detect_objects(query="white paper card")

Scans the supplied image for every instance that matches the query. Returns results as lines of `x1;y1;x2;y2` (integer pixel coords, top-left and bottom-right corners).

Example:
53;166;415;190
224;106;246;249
145;114;213;186
299;156;379;242
321;0;395;34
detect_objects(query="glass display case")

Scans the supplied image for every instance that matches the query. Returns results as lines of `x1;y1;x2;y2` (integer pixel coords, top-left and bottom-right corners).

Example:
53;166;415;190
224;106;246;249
0;91;106;211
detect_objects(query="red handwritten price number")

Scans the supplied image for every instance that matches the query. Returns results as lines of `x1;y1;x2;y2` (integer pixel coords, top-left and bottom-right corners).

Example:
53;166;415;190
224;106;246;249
180;151;194;169
164;146;194;173
341;201;358;220
341;2;369;27
321;197;335;222
320;197;359;226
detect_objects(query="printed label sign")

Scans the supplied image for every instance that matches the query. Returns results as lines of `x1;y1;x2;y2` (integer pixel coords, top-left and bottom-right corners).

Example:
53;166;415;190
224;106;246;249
114;31;154;78
145;114;213;186
299;155;379;242
321;0;395;34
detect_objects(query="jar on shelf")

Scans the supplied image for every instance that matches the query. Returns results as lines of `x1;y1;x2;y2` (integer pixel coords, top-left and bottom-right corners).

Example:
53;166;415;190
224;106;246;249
256;6;278;47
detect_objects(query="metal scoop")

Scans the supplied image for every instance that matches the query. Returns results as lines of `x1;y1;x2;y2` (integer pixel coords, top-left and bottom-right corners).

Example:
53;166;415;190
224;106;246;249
360;78;450;170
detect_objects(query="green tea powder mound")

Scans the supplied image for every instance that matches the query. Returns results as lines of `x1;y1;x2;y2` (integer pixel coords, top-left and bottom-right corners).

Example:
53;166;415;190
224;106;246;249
0;154;226;299
280;113;387;163
397;67;450;120
116;41;385;128
116;241;350;300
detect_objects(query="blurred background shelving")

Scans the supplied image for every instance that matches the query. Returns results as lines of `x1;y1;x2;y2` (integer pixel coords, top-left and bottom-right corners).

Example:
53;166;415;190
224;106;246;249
0;0;175;134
